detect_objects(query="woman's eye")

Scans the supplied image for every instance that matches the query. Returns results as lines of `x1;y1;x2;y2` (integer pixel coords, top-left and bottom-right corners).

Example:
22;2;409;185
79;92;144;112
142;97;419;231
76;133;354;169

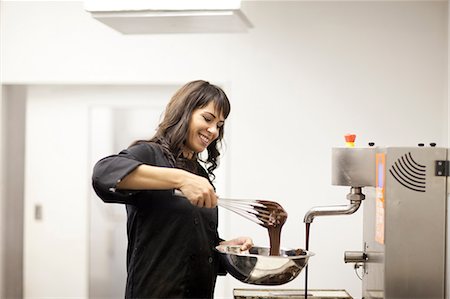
203;116;212;122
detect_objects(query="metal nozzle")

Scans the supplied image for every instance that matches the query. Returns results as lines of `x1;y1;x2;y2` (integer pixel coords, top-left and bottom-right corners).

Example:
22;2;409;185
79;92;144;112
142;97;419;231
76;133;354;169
303;187;364;223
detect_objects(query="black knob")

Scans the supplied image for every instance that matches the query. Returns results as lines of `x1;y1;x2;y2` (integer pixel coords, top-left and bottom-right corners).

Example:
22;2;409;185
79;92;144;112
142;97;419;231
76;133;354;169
368;142;375;147
418;143;425;147
430;143;437;147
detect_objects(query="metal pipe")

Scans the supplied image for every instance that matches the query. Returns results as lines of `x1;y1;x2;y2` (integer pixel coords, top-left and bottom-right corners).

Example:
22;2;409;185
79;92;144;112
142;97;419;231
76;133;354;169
303;187;365;223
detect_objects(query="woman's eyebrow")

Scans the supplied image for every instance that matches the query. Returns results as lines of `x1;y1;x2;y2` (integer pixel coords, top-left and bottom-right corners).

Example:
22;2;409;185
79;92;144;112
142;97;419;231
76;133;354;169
204;111;216;118
205;111;225;122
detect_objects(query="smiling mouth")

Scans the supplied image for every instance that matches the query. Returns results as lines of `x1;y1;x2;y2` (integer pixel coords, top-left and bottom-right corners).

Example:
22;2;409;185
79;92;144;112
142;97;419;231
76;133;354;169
199;134;210;146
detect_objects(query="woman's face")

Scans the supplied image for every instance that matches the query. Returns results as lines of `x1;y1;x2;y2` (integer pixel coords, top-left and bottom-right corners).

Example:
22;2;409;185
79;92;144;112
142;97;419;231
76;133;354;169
185;101;225;155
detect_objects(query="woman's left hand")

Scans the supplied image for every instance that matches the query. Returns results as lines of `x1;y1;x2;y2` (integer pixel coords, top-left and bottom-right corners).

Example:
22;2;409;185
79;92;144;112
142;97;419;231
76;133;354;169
220;236;253;251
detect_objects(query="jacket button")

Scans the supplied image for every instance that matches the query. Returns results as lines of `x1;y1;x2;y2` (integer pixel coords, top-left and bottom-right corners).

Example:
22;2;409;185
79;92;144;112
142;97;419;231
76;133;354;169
208;257;213;263
209;221;215;229
194;217;199;225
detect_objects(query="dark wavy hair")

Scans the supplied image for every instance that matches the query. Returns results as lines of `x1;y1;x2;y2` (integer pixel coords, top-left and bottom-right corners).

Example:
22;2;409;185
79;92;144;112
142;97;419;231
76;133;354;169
132;80;230;180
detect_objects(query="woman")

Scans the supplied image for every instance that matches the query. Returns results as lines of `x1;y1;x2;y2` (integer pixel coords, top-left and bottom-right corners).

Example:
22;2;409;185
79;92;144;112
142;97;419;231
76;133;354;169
92;80;253;299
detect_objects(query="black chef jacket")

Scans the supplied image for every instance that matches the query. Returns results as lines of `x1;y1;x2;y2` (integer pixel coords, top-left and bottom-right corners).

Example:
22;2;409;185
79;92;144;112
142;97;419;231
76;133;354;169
92;142;226;299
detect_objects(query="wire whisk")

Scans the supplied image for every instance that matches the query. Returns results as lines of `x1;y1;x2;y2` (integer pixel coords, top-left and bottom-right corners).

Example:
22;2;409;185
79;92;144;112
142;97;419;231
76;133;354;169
173;190;286;228
218;198;276;227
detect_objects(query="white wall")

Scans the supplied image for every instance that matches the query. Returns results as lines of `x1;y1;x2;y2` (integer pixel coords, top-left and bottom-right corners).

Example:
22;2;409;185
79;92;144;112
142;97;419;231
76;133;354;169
1;1;448;298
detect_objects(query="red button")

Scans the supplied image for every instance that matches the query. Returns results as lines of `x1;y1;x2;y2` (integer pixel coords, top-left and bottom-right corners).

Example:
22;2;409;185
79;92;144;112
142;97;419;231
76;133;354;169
345;134;356;142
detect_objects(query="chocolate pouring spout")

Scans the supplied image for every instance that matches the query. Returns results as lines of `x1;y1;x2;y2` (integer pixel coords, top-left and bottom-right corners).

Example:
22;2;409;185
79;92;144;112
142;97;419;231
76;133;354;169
303;187;365;224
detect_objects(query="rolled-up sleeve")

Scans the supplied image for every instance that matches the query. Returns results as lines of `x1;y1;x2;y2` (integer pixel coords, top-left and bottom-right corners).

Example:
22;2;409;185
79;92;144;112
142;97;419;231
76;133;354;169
92;143;162;204
92;155;143;204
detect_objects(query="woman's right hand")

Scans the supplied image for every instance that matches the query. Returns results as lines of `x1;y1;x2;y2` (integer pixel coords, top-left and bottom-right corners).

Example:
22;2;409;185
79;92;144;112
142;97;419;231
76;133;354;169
178;172;217;208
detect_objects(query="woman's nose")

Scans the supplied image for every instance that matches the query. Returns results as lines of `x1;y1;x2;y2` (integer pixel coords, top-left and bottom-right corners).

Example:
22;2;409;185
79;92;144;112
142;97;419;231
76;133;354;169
207;125;219;136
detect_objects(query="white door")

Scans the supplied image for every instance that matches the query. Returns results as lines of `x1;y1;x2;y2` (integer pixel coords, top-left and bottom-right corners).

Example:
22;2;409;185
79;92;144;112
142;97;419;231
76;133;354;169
23;85;175;298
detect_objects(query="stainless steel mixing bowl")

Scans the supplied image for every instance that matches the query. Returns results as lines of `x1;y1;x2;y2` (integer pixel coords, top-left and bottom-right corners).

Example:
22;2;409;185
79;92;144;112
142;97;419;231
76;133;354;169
215;245;314;285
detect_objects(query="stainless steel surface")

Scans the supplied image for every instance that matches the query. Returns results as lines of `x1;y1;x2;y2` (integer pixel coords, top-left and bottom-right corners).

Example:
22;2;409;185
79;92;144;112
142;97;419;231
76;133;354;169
331;147;376;187
344;251;367;264
361;187;384;297
303;201;361;224
216;245;314;285
233;288;353;299
349;147;448;299
303;187;363;223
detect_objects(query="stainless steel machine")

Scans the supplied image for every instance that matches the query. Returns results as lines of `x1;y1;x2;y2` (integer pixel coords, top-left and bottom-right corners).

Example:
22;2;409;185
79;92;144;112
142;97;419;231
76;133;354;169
230;145;447;299
322;146;447;299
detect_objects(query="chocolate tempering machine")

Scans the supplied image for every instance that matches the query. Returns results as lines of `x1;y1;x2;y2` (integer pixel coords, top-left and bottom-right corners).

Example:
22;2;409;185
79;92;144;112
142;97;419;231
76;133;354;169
305;144;447;299
232;143;448;299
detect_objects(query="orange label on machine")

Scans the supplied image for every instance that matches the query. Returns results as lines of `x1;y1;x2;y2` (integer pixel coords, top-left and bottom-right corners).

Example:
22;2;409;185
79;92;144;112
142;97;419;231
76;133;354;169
375;153;385;244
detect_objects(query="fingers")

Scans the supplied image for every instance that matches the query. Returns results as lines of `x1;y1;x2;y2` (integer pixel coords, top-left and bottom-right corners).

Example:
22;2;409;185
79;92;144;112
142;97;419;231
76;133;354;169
202;192;218;209
219;237;254;251
240;238;254;251
180;172;218;209
190;189;216;208
210;193;218;208
202;190;211;208
179;188;213;208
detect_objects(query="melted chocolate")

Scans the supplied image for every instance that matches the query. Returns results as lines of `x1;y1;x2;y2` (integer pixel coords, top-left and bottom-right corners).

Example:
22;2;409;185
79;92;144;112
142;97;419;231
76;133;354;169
255;200;288;256
305;222;311;298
